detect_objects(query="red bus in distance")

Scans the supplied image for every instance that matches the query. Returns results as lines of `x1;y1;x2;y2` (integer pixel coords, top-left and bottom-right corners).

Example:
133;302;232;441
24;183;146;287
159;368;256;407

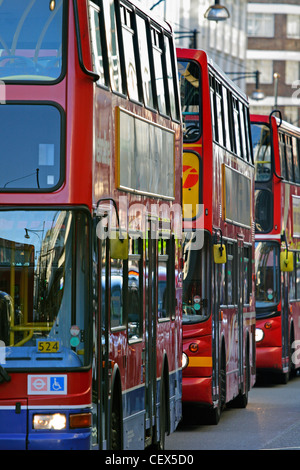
177;48;256;424
252;111;300;383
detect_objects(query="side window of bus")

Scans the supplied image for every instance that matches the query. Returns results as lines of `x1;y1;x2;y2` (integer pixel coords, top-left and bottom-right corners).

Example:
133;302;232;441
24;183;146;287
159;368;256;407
227;242;236;305
89;3;106;86
226;90;236;154
222;86;232;152
119;4;139;102
239;102;248;161
290;253;296;300
245;105;252;162
151;26;167;115
102;0;123;94
128;237;143;341
209;74;217;141
285;135;294;182
279;132;287;179
158;238;169;320
292;137;300;183
111;261;124;329
232;98;241;158
243;246;252;305
215;80;224;147
136;14;154;109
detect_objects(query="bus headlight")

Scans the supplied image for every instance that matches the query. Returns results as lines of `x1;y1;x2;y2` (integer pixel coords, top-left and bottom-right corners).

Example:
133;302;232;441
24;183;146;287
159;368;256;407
33;413;67;430
255;328;264;343
182;352;189;369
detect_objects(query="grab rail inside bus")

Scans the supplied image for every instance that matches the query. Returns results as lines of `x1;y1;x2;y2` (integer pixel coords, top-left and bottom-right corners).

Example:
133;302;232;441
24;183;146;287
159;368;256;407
280;230;294;272
213;228;227;264
73;0;100;82
269;109;284;181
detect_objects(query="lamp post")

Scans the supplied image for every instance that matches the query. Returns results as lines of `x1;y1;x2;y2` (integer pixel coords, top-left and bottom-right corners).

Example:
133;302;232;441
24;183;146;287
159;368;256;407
273;72;280;109
24;228;44;242
150;0;230;23
175;29;198;49
226;70;265;101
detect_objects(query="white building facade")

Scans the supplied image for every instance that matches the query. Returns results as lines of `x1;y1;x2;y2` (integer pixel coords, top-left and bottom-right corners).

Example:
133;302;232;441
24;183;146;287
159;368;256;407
139;0;248;76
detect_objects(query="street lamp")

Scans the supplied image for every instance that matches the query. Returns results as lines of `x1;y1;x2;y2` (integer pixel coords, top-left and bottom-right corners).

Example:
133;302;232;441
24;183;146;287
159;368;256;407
150;0;230;22
175;29;198;49
226;70;265;101
204;0;230;22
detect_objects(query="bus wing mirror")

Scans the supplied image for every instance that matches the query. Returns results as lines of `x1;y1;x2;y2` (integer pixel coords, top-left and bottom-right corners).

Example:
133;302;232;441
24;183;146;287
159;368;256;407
213;229;227;264
110;230;128;260
280;250;293;272
214;244;227;264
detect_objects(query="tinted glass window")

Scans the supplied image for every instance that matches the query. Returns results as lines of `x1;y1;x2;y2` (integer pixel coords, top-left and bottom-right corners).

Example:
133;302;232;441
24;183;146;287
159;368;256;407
0;0;64;82
0;104;62;191
177;59;201;142
0;209;90;369
136;15;154;108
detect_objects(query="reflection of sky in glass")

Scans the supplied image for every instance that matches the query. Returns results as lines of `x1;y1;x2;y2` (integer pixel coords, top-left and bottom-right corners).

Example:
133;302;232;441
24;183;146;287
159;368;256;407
0;211;58;249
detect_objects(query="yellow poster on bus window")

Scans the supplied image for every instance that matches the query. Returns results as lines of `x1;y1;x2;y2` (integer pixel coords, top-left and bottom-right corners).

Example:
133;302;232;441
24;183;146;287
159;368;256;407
182;151;200;219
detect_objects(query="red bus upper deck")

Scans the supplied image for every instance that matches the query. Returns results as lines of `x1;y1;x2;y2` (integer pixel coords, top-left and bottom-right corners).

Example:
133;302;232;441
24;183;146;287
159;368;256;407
0;0;182;450
252;112;300;382
177;48;256;424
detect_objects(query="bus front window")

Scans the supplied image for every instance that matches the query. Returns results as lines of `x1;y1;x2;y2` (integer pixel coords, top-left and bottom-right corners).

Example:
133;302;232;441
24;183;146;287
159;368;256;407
251;123;272;182
182;232;210;324
177;59;201;142
0;0;64;82
255;241;280;310
0;209;90;369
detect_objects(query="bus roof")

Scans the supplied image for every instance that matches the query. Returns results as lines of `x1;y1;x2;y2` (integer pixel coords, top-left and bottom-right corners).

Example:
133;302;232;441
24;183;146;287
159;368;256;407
127;0;172;32
251;113;300;137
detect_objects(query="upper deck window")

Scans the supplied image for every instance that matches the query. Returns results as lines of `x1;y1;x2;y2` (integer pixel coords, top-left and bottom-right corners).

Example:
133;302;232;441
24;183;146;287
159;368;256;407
177;59;201;142
120;4;139;102
0;103;63;192
151;26;166;115
136;15;154;109
0;0;64;83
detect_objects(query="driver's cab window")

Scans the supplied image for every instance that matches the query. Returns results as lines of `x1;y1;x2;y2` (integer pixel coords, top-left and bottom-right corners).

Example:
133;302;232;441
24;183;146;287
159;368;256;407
177;59;201;142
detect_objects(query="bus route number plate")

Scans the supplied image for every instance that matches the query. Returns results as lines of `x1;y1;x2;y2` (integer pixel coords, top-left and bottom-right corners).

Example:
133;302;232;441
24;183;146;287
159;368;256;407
37;340;60;353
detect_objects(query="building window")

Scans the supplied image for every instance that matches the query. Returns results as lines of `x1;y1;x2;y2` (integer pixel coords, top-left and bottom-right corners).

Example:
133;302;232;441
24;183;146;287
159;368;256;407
287;14;300;39
247;13;274;38
286;61;300;85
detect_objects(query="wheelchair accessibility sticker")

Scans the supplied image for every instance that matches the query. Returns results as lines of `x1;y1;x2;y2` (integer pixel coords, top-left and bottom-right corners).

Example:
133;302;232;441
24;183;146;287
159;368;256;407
28;375;67;395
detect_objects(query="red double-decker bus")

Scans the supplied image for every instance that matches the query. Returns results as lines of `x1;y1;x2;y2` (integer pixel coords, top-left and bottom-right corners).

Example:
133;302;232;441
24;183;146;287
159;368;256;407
177;48;256;424
252;111;300;383
0;0;182;450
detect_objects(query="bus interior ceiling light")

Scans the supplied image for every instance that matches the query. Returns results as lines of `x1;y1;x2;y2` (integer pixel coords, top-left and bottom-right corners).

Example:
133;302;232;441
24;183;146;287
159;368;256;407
204;0;230;21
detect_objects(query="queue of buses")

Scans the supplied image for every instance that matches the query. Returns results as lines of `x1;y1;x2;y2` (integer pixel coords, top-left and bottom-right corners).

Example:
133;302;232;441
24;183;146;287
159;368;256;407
0;0;299;450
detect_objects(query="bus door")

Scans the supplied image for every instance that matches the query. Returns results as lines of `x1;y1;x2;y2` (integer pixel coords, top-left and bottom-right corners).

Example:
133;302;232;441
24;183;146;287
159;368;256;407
237;237;244;389
92;227;109;450
145;218;157;439
281;270;289;372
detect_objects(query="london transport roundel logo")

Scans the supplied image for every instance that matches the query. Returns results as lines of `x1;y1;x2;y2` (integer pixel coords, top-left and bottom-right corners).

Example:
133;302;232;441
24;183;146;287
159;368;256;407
183;165;199;189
